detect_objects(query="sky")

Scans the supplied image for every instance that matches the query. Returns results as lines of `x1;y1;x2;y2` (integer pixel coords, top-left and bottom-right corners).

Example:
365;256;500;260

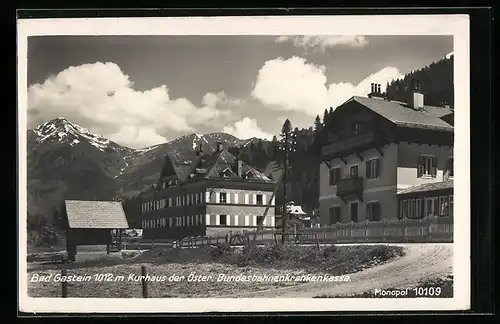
27;35;453;149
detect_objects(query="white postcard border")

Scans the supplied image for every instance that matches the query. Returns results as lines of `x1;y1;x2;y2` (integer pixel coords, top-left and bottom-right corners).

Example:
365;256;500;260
17;14;470;313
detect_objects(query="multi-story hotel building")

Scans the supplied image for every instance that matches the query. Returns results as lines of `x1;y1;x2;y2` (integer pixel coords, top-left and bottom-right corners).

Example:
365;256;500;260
312;80;454;225
139;142;277;239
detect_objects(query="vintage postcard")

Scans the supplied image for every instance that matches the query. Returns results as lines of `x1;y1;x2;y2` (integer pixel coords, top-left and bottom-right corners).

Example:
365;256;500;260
18;14;470;313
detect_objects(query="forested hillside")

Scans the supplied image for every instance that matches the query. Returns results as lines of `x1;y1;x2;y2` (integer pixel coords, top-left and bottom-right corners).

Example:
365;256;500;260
386;55;454;107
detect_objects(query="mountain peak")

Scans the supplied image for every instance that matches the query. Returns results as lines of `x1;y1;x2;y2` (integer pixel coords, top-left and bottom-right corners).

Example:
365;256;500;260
33;117;110;150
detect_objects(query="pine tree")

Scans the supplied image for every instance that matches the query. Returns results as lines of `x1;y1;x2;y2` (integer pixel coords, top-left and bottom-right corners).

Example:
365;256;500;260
322;109;328;125
314;115;322;132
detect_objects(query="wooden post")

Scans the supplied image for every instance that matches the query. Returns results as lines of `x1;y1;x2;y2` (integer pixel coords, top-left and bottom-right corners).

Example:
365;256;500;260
141;265;149;298
61;269;68;297
225;234;229;244
315;233;321;251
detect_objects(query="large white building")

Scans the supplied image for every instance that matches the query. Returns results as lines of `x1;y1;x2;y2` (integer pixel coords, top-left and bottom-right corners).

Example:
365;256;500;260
312;81;454;225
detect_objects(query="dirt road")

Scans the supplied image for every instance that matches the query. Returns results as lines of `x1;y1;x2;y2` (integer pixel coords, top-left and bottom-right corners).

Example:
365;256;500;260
233;243;453;298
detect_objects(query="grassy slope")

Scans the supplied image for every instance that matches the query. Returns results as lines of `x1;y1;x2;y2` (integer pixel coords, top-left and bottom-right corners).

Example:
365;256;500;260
28;245;405;298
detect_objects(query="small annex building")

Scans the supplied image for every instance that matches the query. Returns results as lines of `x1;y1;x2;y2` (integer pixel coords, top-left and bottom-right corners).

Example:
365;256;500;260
397;180;454;219
61;200;130;261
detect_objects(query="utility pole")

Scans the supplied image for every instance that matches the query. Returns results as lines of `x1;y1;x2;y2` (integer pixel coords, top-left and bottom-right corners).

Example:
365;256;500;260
279;119;296;244
282;130;288;244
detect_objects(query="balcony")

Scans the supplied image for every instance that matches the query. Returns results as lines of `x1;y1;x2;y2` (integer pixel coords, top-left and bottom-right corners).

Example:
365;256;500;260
321;131;375;158
337;177;364;199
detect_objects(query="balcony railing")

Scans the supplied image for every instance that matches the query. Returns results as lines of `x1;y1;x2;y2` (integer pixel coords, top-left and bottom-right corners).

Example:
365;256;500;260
337;177;364;197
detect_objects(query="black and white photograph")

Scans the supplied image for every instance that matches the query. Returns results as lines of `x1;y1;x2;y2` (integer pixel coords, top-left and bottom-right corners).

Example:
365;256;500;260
18;15;470;312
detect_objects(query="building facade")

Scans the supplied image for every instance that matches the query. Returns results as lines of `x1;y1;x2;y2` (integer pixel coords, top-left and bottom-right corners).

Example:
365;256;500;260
140;143;277;239
313;80;454;225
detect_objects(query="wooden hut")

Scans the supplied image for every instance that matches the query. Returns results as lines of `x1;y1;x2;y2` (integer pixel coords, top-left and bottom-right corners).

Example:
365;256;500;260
61;200;130;261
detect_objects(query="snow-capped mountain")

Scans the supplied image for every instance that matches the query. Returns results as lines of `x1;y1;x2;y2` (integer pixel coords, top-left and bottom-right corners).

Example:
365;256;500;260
26;117;268;217
30;117;132;154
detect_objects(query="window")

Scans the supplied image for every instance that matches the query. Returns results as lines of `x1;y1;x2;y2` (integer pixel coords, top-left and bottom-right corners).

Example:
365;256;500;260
366;202;381;221
256;194;263;205
447;157;454;178
418;155;437;178
329;206;341;224
220;192;227;203
409;199;425;219
432;197;439;215
449;195;454;217
366;159;380;179
425;198;433;217
329;167;341;186
350;202;359;222
401;200;409;219
256;216;264;227
351;122;360;136
219;215;227;226
350;165;359;178
438;196;449;216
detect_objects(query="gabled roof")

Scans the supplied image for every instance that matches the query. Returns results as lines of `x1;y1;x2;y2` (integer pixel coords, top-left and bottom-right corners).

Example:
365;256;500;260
64;200;129;229
187;149;275;183
397;180;454;195
349;96;454;132
310;95;454;154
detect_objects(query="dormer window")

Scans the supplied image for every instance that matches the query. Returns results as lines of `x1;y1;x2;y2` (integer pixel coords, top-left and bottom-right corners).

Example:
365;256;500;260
221;168;231;178
245;170;254;179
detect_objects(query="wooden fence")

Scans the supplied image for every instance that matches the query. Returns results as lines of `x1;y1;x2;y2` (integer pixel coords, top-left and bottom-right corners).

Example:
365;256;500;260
298;215;453;243
178;215;453;247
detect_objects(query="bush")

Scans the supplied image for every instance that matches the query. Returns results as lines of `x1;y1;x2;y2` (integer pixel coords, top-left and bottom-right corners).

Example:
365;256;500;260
30;224;64;247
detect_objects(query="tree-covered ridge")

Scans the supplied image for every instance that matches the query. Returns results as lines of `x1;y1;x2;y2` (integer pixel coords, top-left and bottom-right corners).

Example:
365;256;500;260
386;55;454;107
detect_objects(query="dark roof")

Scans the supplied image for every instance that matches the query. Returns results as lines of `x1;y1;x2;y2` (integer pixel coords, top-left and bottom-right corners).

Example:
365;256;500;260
397;180;454;195
164;152;196;182
350;96;454;132
64;200;129;229
186;149;275;183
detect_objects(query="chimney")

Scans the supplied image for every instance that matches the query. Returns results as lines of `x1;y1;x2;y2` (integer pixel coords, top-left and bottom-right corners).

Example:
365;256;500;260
236;159;243;177
369;83;384;99
196;143;203;156
407;78;424;110
216;142;223;152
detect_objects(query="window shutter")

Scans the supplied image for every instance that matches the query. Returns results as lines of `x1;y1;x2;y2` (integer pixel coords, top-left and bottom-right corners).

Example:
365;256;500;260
365;160;371;178
226;193;231;204
329;169;334;185
366;203;371;221
336;168;341;184
375;159;380;178
417;156;423;177
432;157;438;177
376;202;381;221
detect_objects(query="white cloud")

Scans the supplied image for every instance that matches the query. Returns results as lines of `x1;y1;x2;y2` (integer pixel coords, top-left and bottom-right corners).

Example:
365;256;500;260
251;56;403;116
275;35;368;52
223;117;273;140
27;62;235;148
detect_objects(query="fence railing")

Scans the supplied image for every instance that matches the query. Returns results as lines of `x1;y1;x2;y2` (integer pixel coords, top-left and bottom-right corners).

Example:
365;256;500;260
177;216;453;246
300;215;453;243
